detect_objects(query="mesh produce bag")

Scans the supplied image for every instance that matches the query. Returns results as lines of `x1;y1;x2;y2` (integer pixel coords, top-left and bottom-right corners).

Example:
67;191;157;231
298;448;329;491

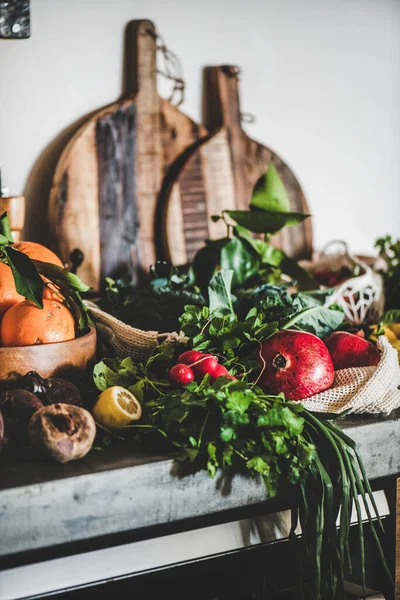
308;241;385;325
300;337;400;415
86;302;186;361
87;304;400;415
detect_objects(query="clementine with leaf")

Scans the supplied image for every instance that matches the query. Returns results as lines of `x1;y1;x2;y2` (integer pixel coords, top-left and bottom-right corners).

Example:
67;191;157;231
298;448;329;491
1;299;75;347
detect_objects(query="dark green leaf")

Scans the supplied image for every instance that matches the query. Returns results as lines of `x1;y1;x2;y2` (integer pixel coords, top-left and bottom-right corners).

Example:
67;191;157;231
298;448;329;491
4;246;44;308
225;209;310;234
220;237;259;286
279;254;318;291
33;260;90;292
250;163;290;213
208;270;234;316
0;212;14;243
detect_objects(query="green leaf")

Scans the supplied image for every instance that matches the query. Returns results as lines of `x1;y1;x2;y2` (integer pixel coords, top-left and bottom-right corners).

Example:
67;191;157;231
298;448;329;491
220;237;259;286
250;163;290;213
208;270;234;316
381;309;400;325
225;390;253;413
225;209;309;234
93;357;138;391
0;212;14;243
191;238;228;291
207;442;219;477
284;304;344;338
33;260;90;292
4;246;44;308
0;234;10;246
247;456;270;476
279;254;318;291
260;246;318;291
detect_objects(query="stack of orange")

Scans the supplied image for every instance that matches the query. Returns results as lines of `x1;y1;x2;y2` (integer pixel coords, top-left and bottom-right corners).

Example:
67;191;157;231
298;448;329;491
0;242;75;347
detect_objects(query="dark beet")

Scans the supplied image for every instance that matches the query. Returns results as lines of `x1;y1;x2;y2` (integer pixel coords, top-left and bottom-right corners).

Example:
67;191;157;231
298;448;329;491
46;379;82;406
19;372;48;397
0;390;44;423
0;410;5;451
0;390;44;446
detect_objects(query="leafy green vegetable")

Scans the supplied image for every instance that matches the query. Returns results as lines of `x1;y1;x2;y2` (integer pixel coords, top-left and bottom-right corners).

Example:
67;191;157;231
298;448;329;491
220;237;259;286
92;335;391;598
224;209;309;234
208;270;234;317
250;162;291;213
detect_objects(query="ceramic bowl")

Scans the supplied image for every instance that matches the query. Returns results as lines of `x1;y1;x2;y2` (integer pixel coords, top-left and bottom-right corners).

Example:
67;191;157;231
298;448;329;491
0;326;97;382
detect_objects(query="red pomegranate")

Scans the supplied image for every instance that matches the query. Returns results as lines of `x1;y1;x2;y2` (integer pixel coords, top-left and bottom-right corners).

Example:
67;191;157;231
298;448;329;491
258;329;335;400
325;331;380;369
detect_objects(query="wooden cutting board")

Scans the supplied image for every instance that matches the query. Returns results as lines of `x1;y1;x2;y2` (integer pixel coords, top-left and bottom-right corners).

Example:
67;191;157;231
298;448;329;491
159;65;312;265
48;20;207;290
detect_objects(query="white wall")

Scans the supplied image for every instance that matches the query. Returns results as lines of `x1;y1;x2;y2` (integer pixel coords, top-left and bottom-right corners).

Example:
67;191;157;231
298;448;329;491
0;0;399;253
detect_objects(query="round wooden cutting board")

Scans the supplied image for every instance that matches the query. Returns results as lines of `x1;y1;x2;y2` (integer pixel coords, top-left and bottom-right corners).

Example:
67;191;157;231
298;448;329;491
48;20;207;290
159;65;312;266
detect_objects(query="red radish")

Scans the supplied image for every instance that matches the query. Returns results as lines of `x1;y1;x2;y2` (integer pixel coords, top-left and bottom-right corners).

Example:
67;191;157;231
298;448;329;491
169;364;195;386
212;364;229;377
258;330;334;401
325;331;380;369
192;354;219;378
177;350;204;365
211;364;237;380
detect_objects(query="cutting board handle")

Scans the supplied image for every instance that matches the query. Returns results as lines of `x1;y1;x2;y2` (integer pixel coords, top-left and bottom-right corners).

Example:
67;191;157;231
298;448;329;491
124;20;158;100
203;65;243;133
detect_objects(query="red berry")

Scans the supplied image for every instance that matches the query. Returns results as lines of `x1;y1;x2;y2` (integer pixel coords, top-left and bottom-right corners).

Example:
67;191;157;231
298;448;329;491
192;354;219;378
177;350;204;365
169;364;195;386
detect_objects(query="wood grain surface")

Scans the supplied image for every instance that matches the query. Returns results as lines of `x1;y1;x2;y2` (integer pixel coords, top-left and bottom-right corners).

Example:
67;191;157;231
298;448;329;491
49;20;207;290
160;65;312;265
0;195;25;242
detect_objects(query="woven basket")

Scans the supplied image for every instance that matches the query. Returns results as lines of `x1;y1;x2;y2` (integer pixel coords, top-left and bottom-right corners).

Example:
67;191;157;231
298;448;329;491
307;241;385;325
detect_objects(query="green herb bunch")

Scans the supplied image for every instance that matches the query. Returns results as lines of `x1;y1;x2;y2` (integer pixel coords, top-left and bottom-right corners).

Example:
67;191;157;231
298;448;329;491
93;270;391;599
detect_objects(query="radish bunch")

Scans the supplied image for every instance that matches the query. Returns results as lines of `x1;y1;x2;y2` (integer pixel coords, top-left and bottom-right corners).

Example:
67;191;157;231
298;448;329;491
169;351;236;387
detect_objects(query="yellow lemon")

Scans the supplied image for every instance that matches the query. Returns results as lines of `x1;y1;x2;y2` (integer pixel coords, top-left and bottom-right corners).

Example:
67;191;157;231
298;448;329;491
92;386;142;428
387;323;400;338
368;325;397;343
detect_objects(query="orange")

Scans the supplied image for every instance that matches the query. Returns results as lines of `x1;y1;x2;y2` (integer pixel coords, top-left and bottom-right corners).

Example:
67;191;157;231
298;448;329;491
42;276;64;301
0;263;24;319
13;241;64;267
1;299;75;347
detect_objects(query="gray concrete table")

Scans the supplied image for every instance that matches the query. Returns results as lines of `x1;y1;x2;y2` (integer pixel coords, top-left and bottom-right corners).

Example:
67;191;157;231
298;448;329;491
0;411;399;566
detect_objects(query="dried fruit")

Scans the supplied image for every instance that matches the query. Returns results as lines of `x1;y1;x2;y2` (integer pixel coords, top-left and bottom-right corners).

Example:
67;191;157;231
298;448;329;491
28;403;96;463
258;329;335;400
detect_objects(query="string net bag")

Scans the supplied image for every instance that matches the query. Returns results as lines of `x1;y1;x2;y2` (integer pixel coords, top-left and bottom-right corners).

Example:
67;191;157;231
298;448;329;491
85;302;185;361
308;240;385;325
300;336;400;415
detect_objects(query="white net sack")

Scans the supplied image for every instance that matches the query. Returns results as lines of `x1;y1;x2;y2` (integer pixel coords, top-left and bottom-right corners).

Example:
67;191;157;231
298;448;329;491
309;241;385;325
300;337;400;415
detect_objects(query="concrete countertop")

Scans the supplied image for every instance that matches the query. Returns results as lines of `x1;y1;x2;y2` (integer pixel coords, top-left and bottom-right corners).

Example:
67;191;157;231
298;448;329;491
0;411;399;561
